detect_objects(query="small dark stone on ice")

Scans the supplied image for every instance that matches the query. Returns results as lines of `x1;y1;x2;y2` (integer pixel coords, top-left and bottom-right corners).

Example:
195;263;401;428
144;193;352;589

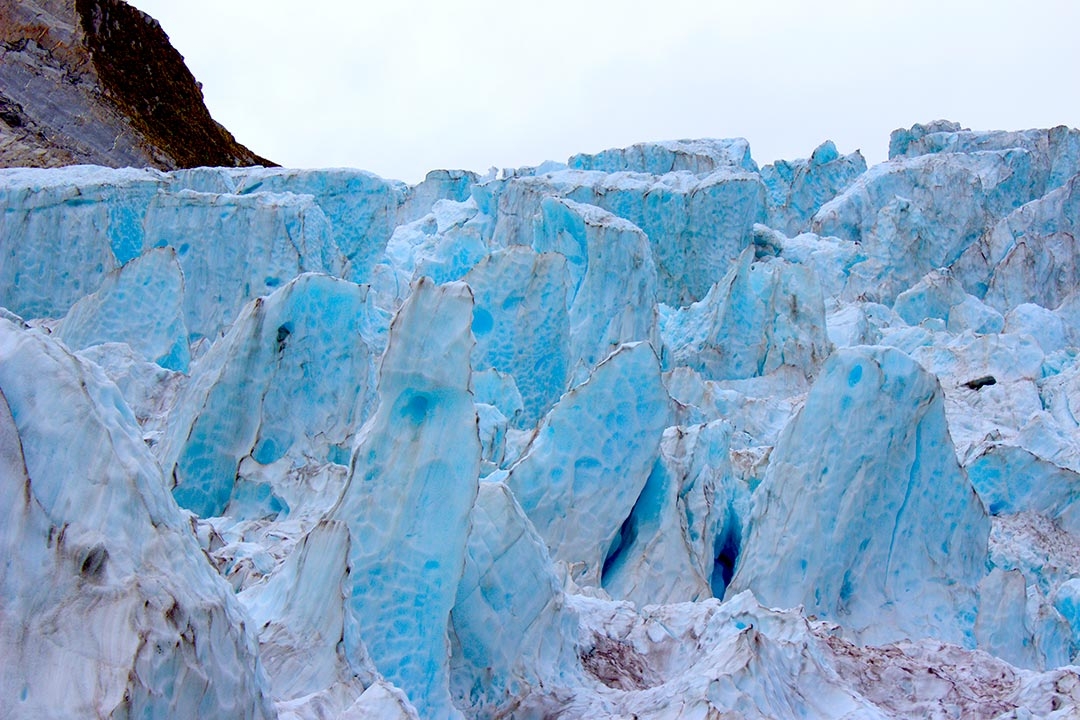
275;324;291;353
79;544;108;578
963;375;997;390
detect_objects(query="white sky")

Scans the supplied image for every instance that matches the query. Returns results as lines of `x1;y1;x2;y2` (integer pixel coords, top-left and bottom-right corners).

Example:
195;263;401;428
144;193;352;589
130;0;1080;183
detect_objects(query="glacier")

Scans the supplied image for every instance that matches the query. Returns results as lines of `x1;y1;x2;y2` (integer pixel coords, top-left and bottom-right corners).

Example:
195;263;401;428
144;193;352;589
4;122;1080;718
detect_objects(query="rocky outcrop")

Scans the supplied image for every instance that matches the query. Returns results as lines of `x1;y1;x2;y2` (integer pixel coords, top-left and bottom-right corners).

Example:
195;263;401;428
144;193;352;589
0;0;272;169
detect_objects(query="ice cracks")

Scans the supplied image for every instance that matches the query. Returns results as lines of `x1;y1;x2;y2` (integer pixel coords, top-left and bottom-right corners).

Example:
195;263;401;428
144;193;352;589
505;341;673;587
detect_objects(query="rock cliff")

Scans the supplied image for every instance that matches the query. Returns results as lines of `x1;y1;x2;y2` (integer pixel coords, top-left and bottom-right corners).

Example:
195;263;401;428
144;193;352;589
0;0;272;169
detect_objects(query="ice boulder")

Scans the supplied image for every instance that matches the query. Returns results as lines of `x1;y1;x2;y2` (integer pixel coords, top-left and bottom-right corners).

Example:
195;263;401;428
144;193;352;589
975;568;1070;671
331;278;480;720
163;274;383;519
505;341;672;586
1054;579;1080;658
761;140;867;236
661;246;832;381
449;482;582;718
537;198;660;383
979;512;1078;670
0;319;274;719
1004;303;1068;355
53;247;190;371
892;268;1004;334
728;346;990;646
967;444;1080;533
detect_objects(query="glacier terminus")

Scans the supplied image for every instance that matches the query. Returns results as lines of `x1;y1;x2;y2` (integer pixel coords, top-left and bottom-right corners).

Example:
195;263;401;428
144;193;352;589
4;124;1080;718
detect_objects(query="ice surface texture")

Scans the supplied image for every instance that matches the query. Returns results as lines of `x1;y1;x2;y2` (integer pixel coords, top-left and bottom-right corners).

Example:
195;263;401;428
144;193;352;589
4;124;1080;718
332;279;480;720
162;273;383;519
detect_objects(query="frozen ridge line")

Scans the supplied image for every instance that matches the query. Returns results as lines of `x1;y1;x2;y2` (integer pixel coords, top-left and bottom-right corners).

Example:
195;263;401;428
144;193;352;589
3;121;1080;718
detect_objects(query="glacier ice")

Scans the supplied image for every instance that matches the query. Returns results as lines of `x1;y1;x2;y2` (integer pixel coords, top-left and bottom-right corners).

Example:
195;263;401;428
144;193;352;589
493;165;766;305
162;273;384;519
0;166;164;318
449;481;581;718
465;247;570;428
331;278;480;720
239;520;355;703
381;198;488;294
660;245;832;381
600;420;736;605
169;167;408;284
889;123;1080;192
981;174;1080;312
892;268;1004;335
813;148;1052;303
568;137;758;175
142;188;344;343
5;122;1080;718
728;346;989;646
761;140;867;236
54;246;191;371
537;197;660;383
1005;302;1069;354
0;318;274;719
505;341;672;587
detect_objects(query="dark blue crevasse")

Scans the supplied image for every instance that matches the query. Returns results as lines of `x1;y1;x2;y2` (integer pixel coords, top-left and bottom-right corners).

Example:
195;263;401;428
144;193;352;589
711;504;741;598
601;462;669;587
601;510;639;584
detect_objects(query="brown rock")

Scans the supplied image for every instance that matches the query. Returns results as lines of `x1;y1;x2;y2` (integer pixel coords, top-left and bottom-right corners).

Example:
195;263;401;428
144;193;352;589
0;0;273;169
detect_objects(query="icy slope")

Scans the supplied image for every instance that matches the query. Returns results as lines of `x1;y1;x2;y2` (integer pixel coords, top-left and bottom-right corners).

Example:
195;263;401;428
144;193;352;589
3;122;1080;718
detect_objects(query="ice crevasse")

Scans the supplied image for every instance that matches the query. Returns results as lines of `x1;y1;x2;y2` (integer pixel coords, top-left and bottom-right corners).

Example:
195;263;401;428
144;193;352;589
4;125;1080;718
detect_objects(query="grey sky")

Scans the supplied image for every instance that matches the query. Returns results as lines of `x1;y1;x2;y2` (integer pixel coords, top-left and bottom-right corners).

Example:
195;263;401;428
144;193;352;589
130;0;1080;183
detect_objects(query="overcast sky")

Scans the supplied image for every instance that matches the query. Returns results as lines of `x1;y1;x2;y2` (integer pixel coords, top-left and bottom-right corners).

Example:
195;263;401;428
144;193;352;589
129;0;1080;183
